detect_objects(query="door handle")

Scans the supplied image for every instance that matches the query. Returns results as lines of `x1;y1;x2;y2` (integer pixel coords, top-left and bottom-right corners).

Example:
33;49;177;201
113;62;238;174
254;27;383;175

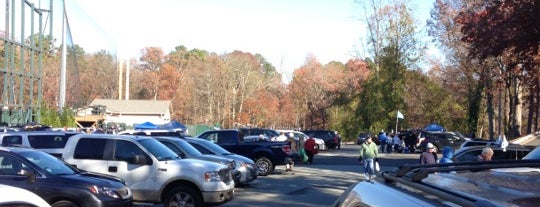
108;166;118;172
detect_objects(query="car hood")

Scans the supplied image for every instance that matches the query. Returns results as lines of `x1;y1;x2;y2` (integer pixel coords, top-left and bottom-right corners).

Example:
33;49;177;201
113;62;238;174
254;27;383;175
57;171;128;188
225;154;254;164
193;154;233;164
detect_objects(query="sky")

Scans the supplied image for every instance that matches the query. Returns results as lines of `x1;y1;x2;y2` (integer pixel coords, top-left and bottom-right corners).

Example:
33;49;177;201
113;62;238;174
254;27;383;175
30;0;435;82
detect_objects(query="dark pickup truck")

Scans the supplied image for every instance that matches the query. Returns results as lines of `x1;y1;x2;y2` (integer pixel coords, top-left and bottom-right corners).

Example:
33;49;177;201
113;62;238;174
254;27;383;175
197;129;291;176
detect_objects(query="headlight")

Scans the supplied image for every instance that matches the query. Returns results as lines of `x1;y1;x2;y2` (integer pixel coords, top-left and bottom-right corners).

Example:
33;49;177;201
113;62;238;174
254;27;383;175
89;186;120;199
204;171;223;182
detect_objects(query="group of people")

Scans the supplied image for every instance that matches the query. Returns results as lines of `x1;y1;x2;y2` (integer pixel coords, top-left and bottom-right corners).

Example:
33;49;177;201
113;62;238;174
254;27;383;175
360;134;495;181
284;132;319;171
378;131;406;153
419;143;494;165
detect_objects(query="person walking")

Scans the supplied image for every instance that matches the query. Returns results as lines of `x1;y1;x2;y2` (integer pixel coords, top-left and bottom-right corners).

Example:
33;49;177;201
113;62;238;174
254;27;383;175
359;136;379;181
285;133;298;171
378;131;388;153
304;136;318;164
420;143;438;164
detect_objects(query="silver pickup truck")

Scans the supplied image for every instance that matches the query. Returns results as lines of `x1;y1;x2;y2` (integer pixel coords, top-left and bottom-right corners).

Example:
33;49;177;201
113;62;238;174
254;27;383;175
62;134;235;207
333;159;540;207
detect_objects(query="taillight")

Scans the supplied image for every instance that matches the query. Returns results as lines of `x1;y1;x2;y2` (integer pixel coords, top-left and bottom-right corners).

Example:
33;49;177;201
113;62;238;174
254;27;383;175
282;145;291;154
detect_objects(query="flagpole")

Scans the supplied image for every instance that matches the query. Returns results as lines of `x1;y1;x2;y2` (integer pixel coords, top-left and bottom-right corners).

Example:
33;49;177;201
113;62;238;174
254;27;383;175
395;114;399;134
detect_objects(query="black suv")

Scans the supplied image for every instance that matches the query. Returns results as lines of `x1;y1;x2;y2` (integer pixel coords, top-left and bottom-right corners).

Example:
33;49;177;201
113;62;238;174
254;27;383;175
417;131;467;152
302;130;341;149
0;147;132;207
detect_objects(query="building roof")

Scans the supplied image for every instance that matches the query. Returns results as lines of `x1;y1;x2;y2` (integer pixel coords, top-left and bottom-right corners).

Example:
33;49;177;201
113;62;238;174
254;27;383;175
90;99;171;114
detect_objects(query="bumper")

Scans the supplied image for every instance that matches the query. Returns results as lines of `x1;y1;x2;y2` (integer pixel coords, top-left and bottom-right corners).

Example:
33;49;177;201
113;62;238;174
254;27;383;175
236;165;257;184
202;188;234;205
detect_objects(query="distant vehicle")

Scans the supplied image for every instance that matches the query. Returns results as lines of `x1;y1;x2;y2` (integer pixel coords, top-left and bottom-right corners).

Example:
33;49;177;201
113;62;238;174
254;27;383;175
184;137;258;185
238;128;280;141
356;132;374;145
0;184;50;207
0;147;132;207
197;129;291;176
416;131;467;152
0;131;82;158
276;130;327;151
302;130;341;150
452;145;534;162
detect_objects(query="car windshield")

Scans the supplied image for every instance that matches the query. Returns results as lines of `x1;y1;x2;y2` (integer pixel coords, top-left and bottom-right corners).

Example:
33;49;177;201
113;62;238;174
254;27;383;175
176;139;203;156
522;147;540;160
193;139;232;155
137;138;180;161
20;150;76;175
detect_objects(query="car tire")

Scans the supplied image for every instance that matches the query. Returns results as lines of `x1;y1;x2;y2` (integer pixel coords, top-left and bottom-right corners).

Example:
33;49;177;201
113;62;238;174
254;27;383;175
163;186;203;207
255;157;274;176
52;200;79;207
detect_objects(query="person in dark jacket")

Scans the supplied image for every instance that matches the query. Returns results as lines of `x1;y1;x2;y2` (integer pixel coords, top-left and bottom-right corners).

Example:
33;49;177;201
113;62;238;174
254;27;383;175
420;143;437;164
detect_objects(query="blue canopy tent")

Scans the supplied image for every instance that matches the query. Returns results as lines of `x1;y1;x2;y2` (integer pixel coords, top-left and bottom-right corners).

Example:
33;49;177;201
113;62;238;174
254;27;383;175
134;122;158;129
159;120;187;130
424;123;445;132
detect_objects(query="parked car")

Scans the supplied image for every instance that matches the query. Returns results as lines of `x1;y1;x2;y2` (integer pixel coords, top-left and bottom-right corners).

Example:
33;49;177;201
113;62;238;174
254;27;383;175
301;130;341;150
0;184;50;207
333;159;540;207
62;134;235;207
197;129;291;176
0;131;82;157
153;136;243;185
356;132;374;145
184;137;258;185
0;147;132;207
416;131;467;152
452;145;535;162
276;130;327;151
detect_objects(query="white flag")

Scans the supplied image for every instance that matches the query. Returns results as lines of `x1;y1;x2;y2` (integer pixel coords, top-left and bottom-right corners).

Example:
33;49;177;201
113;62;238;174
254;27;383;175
397;110;404;119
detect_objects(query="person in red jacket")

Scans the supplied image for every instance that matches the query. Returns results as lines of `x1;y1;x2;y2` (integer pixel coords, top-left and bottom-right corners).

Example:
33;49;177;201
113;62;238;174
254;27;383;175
304;136;319;164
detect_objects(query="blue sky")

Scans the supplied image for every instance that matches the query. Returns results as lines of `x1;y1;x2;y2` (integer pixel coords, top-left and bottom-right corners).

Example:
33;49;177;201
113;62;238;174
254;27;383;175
48;0;435;81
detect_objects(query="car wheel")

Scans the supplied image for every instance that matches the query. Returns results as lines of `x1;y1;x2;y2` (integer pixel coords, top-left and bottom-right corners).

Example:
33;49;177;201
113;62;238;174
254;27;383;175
52;200;79;207
255;157;274;176
163;186;203;207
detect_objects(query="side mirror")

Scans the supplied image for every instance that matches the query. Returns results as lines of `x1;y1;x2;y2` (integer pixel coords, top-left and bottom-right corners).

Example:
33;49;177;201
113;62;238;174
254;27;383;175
130;155;151;165
19;169;37;184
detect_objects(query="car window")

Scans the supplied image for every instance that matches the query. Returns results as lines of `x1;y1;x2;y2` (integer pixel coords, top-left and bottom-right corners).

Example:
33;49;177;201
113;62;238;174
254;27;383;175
454;149;482;162
189;142;213;154
1;135;22;146
137;138;178;161
0;154;25;176
114;140;147;162
21;150;76;175
28;134;69;149
522;147;540;160
73;138;107;160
